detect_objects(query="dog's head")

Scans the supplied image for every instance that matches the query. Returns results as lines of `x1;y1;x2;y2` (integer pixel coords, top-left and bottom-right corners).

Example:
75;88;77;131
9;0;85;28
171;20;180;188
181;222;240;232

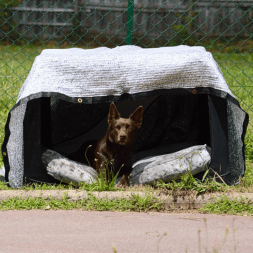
107;102;143;146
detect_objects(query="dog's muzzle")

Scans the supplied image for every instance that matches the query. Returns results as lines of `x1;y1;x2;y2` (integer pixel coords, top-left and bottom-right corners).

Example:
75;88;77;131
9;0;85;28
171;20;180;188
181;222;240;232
118;135;127;145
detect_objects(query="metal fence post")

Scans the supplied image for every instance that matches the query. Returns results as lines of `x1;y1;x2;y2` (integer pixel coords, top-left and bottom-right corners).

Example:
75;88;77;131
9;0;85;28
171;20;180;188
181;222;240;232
126;0;134;45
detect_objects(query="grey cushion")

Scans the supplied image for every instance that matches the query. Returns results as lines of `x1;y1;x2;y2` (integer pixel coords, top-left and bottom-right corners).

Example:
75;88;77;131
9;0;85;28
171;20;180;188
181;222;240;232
42;145;211;186
42;150;97;185
130;145;211;185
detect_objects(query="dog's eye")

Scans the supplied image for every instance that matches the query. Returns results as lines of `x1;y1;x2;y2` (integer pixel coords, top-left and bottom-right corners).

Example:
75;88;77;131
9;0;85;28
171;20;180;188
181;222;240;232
115;125;121;130
126;124;130;130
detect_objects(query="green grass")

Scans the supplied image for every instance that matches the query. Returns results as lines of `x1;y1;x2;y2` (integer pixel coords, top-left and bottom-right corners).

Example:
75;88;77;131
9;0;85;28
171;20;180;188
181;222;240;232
0;192;165;211
155;169;225;194
0;42;253;184
0;167;253;215
213;52;253;121
0;180;122;191
200;195;253;215
154;165;253;194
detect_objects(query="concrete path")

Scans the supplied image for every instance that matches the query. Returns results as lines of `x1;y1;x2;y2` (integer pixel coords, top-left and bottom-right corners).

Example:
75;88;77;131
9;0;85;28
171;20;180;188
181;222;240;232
0;210;252;253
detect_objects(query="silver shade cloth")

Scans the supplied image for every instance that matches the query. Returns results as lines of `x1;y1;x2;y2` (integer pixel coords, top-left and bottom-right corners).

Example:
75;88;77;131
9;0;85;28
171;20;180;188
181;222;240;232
17;45;233;102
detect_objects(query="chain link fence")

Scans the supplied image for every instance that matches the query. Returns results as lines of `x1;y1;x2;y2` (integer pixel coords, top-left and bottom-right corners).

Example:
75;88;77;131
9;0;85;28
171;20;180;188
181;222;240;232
0;0;253;160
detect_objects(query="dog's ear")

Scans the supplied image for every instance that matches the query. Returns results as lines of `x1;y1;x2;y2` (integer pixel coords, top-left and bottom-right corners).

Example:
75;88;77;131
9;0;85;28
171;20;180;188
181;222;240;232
108;102;121;125
129;106;143;129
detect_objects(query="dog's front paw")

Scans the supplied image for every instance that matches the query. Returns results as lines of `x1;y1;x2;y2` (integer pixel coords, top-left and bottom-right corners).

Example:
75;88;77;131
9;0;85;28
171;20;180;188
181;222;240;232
116;174;129;188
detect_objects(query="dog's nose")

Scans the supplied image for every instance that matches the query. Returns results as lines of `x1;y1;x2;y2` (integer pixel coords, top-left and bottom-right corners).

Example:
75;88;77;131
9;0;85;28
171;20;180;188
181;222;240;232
120;135;126;140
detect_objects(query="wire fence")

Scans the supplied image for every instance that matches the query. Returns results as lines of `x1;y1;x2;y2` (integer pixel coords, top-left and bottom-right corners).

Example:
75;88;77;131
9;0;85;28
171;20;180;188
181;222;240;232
0;0;253;158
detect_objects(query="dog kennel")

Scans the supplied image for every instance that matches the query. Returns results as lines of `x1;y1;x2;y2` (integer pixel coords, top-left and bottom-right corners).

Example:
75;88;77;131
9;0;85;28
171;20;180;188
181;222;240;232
2;45;248;188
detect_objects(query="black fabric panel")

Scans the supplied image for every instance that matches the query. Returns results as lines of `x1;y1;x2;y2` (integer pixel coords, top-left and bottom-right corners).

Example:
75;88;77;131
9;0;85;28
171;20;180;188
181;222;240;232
132;95;199;154
41;98;52;149
132;141;198;163
197;94;210;146
23;98;58;184
193;95;211;181
208;95;230;183
51;99;110;145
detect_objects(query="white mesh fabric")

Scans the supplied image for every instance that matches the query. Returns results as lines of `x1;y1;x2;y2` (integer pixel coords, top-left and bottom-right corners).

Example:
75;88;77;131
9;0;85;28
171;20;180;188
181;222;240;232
17;45;233;102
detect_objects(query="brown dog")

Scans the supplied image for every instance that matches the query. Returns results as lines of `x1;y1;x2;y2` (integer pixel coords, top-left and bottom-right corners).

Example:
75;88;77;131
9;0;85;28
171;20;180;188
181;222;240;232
92;102;143;186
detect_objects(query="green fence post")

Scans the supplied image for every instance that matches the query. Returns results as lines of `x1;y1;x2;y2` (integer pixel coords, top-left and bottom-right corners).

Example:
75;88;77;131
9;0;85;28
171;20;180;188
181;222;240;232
126;0;134;45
